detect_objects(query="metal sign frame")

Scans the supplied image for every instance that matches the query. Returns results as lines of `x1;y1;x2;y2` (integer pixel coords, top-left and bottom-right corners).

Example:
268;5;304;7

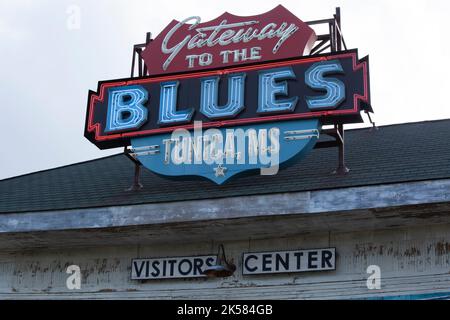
121;7;371;188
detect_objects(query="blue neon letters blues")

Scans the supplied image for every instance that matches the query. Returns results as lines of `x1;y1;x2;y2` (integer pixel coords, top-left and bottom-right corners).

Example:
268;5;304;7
200;73;246;119
105;85;148;132
305;60;345;110
105;61;347;132
257;67;298;114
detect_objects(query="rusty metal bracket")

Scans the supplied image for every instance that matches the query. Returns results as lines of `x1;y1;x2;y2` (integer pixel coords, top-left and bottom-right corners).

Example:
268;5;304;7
124;147;144;191
315;124;349;175
124;32;154;190
334;124;349;174
131;32;152;77
366;111;378;130
307;7;347;55
308;8;350;175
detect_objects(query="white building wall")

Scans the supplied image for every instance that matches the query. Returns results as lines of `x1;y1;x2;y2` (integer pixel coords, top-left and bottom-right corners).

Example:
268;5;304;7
1;223;450;299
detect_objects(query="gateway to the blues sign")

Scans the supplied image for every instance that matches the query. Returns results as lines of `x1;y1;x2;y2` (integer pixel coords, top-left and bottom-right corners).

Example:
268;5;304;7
84;5;371;184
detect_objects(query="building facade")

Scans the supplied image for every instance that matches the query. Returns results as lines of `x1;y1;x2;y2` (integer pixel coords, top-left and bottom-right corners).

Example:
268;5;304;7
1;119;450;299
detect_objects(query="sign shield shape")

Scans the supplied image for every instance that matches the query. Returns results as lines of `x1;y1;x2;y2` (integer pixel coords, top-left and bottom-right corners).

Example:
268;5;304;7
131;119;319;184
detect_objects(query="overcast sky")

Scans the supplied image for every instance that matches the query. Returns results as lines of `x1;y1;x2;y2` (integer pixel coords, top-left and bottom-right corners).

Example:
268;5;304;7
0;0;449;179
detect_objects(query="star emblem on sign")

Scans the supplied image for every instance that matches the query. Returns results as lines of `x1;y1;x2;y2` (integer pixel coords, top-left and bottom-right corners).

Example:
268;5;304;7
213;164;227;177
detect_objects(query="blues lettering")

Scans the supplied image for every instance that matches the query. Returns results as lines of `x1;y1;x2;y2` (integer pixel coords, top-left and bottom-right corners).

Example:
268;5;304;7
106;62;347;128
105;85;148;132
305;60;345;110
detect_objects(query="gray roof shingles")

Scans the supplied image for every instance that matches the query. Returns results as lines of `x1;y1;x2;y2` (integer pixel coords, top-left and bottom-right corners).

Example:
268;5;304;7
1;119;450;214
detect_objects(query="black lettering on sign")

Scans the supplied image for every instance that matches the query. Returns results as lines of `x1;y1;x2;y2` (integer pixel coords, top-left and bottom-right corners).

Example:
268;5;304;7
193;258;204;275
162;260;167;277
145;260;150;278
242;248;335;275
168;259;176;277
133;260;146;278
206;257;215;267
294;252;303;270
151;260;160;277
275;253;289;271
131;255;217;280
322;250;334;268
262;254;272;272
308;251;318;269
244;255;258;273
178;259;193;276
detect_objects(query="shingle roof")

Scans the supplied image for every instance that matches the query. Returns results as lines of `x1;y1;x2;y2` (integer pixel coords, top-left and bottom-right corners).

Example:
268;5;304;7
1;119;450;214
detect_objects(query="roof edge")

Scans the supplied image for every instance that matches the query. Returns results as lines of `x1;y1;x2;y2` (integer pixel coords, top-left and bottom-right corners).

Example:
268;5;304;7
0;152;124;183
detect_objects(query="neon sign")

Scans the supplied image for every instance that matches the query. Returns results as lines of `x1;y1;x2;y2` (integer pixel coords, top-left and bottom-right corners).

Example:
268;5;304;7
84;7;371;184
141;5;317;75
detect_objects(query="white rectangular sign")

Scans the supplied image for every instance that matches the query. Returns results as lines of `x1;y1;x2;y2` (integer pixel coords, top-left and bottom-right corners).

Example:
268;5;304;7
242;248;335;275
131;255;217;280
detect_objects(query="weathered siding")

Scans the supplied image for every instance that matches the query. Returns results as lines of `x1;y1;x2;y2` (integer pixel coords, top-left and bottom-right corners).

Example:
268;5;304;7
1;223;450;299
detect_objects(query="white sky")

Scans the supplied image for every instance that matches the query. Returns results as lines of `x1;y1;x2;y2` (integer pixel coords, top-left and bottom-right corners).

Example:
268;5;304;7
0;0;449;179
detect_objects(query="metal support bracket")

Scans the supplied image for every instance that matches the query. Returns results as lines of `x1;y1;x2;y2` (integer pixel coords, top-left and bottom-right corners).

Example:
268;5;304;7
308;8;351;175
124;32;153;190
315;124;349;175
334;124;349;174
124;147;144;191
131;32;152;77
